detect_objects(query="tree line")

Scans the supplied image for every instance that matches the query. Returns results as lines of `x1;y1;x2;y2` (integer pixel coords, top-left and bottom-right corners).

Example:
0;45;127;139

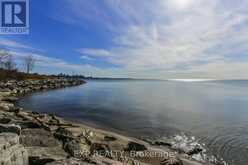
0;49;36;74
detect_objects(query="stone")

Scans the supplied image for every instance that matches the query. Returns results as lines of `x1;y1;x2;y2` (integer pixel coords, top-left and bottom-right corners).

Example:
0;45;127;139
64;140;82;158
160;157;184;165
2;96;18;103
54;127;74;142
186;145;203;155
90;142;110;157
0;124;21;135
0;118;11;124
46;158;95;165
0;133;28;165
104;136;117;142
26;146;68;164
0;102;14;111
16;121;42;129
125;141;147;151
154;140;172;147
20;128;61;147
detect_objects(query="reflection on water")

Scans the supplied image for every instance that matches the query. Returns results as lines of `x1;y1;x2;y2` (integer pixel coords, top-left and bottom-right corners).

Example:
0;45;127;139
17;80;248;165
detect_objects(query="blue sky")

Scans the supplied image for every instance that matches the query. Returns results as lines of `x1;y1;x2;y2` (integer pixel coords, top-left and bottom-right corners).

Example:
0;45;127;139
1;0;248;79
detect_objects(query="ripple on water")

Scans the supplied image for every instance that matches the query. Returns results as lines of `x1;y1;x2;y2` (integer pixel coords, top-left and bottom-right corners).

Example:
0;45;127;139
199;127;248;165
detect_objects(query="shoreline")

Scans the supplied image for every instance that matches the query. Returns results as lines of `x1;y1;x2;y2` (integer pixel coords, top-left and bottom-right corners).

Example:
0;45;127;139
0;79;223;165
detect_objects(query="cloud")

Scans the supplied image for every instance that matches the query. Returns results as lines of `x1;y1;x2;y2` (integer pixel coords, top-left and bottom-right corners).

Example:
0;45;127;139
80;55;94;61
46;0;248;78
0;38;32;49
77;48;112;58
10;50;127;77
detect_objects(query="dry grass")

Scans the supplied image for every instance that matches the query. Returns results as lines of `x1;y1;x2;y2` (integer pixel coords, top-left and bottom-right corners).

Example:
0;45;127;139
0;69;54;81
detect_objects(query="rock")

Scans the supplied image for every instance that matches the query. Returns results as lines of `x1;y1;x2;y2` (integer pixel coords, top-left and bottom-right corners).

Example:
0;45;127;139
90;156;148;165
104;135;117;142
90;142;110;157
0;89;11;93
20;128;61;147
0;132;19;149
154;140;172;147
187;145;203;155
26;146;68;164
64;140;82;158
125;141;147;151
28;157;55;165
0;133;28;165
54;127;74;142
0;118;11;124
0;102;14;111
2;96;18;103
0;124;21;135
0;92;12;98
82;129;94;139
46;158;95;165
16;121;42;129
161;157;183;165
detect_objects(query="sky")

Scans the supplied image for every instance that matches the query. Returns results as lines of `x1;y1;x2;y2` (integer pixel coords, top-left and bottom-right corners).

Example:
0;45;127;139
1;0;248;79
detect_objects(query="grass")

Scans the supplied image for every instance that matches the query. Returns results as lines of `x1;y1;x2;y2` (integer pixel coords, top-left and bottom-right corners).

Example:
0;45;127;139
0;69;54;81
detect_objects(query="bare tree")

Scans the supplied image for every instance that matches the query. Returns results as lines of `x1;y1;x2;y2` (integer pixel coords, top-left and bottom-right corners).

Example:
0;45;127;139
4;54;16;70
24;55;36;73
0;49;9;68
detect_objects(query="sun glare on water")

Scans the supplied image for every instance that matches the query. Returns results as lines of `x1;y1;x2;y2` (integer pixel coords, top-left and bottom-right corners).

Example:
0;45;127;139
168;79;216;82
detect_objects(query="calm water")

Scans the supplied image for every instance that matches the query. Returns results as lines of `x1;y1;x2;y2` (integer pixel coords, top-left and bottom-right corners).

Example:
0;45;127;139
17;80;248;165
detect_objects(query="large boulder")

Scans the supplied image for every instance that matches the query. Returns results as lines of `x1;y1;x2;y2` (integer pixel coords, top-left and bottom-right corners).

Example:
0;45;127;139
26;146;68;165
0;124;21;135
0;133;28;165
125;141;147;151
0;102;15;111
20;128;61;147
19;128;68;164
54;127;74;143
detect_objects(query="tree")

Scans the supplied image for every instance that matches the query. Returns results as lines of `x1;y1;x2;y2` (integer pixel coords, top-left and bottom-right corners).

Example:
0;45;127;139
0;49;9;68
4;54;16;70
24;55;36;73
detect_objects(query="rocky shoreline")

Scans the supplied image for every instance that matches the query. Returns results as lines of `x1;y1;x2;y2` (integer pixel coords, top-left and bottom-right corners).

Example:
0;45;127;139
0;79;221;165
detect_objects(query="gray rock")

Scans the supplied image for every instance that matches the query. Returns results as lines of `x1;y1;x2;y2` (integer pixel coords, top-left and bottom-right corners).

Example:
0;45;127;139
104;136;117;142
0;102;14;111
27;146;68;164
20;128;61;147
2;97;18;103
0;88;11;93
64;140;82;158
0;118;11;124
90;142;110;156
54;127;74;142
0;133;28;165
125;141;147;151
161;157;184;165
46;158;95;165
0;124;21;135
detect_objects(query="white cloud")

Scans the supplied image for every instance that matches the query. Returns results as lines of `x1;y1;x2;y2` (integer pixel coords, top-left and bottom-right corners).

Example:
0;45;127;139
45;0;248;78
77;48;112;58
80;55;94;60
0;38;32;49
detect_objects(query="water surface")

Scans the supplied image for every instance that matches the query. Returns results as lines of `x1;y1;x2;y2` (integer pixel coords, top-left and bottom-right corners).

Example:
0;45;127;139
17;80;248;165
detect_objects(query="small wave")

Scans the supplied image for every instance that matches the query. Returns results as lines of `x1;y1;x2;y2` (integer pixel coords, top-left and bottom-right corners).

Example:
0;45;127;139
156;133;228;165
172;134;228;165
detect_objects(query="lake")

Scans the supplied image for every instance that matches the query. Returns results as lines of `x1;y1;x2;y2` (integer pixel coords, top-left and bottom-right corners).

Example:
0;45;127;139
17;79;248;165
